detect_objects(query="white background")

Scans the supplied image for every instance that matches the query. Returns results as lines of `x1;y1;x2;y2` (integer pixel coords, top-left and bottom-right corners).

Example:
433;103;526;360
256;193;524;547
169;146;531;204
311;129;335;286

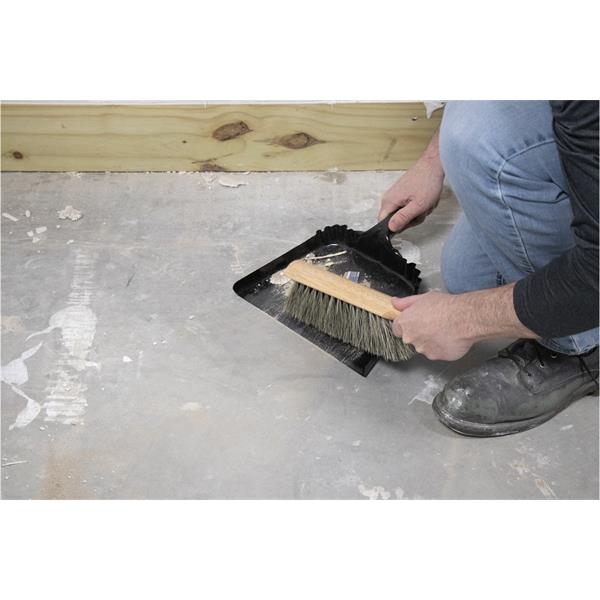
1;1;598;598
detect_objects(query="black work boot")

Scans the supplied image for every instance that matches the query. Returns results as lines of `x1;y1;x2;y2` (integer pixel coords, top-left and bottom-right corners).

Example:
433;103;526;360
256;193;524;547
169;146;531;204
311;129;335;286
432;340;599;437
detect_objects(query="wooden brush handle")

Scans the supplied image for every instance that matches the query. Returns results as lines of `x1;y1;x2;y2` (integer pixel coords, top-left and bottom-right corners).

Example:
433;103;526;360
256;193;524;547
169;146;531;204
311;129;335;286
284;260;400;321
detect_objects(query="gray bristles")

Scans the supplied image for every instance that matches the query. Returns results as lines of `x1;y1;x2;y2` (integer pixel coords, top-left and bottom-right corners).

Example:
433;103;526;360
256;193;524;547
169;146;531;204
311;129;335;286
284;283;414;362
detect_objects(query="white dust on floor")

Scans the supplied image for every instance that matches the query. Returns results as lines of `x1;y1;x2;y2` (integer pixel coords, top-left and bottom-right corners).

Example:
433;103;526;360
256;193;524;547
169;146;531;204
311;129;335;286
391;237;422;266
409;374;444;405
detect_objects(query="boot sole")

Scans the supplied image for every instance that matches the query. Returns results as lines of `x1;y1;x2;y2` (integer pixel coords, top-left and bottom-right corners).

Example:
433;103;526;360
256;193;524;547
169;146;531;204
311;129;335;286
432;382;598;438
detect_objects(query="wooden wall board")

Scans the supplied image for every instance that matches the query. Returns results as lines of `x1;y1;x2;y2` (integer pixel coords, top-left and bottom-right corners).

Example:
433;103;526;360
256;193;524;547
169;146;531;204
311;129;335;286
1;103;442;172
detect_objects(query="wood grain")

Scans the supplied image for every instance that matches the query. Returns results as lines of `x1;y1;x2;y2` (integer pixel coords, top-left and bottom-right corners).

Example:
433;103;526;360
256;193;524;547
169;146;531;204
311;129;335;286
284;260;399;320
1;103;442;172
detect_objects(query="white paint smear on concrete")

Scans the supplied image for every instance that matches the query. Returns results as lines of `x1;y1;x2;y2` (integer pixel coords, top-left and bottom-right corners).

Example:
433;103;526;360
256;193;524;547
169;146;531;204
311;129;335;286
1;342;44;430
27;250;99;425
409;375;444;405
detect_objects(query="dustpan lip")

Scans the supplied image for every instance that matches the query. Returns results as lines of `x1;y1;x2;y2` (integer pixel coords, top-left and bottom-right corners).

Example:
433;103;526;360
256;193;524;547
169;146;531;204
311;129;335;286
315;224;422;293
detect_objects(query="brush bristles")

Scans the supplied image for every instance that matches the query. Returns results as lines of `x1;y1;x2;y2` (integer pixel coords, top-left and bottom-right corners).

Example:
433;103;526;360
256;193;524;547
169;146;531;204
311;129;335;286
284;283;414;362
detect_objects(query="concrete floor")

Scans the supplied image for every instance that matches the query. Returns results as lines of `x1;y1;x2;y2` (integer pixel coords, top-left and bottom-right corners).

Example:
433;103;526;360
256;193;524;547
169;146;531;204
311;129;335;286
1;171;598;499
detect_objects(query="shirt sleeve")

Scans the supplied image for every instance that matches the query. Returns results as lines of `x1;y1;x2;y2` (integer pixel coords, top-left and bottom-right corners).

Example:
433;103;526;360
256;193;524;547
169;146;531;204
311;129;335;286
513;101;599;339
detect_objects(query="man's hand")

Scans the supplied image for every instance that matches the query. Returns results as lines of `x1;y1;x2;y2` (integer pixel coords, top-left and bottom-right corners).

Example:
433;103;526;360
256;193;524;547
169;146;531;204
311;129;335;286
391;285;537;361
379;130;444;232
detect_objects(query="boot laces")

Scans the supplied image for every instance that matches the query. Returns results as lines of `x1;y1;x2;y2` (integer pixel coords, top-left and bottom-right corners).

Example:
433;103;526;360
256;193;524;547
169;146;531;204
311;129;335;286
498;339;554;377
499;339;599;385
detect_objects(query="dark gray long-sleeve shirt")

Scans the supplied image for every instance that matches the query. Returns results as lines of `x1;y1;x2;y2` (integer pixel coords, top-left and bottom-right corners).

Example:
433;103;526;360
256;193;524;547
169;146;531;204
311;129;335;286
514;101;599;341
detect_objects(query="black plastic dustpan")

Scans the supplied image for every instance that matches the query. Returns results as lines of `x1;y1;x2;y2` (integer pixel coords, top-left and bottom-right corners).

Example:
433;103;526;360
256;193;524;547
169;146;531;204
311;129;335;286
233;211;421;376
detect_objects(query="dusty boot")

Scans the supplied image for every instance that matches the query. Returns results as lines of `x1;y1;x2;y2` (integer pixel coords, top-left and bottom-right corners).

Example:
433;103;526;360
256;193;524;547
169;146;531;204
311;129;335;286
432;339;599;437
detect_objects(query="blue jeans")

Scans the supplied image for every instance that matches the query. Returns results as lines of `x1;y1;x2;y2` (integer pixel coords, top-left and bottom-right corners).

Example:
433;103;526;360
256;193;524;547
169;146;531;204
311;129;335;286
439;101;599;355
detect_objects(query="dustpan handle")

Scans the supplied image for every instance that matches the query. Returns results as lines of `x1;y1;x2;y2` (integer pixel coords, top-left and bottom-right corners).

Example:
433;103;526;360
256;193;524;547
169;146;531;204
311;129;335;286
360;207;401;241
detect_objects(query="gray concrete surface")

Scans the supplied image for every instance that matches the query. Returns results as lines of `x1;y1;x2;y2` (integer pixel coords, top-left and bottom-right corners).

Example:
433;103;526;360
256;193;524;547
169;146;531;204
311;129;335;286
1;171;598;499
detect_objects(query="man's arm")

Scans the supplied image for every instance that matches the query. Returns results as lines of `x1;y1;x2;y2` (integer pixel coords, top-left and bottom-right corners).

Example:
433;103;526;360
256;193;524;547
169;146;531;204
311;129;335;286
513;101;599;338
379;129;444;232
391;284;537;361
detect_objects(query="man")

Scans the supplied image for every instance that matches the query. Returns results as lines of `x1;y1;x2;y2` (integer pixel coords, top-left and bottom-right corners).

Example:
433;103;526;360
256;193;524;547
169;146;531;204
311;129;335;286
379;101;599;436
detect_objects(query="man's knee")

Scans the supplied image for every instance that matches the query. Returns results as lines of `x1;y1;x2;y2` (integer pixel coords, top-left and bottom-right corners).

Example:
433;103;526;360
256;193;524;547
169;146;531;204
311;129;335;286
439;101;504;189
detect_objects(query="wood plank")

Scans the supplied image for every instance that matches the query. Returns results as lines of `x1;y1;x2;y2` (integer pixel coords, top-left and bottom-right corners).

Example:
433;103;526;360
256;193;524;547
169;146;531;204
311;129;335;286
1;103;442;172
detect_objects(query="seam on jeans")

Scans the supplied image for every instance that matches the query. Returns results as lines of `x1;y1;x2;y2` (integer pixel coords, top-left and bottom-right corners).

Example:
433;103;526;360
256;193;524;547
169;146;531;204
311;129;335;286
499;138;556;169
494;139;557;273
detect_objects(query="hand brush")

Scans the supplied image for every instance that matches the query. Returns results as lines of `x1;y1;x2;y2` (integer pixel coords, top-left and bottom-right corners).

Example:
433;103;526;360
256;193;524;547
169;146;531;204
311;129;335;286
283;259;414;362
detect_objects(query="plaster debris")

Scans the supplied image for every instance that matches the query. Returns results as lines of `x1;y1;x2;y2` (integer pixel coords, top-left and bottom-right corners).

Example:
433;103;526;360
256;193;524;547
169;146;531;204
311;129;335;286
122;355;133;363
25;209;31;218
217;175;247;188
269;270;291;286
351;440;362;447
35;226;47;234
358;484;391;500
409;375;444;405
57;205;83;221
66;239;74;245
1;460;29;468
27;230;34;237
395;487;405;499
2;212;19;222
560;424;573;431
180;402;201;411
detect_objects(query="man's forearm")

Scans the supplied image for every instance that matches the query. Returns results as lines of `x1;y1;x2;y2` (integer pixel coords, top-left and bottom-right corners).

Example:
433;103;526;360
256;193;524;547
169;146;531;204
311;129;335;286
391;283;538;361
458;283;537;343
419;129;444;175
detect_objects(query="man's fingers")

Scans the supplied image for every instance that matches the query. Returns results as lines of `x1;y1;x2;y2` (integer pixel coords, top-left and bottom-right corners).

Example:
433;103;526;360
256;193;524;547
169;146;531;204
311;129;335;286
391;295;420;311
378;198;404;222
392;318;403;338
378;206;392;221
388;204;422;232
